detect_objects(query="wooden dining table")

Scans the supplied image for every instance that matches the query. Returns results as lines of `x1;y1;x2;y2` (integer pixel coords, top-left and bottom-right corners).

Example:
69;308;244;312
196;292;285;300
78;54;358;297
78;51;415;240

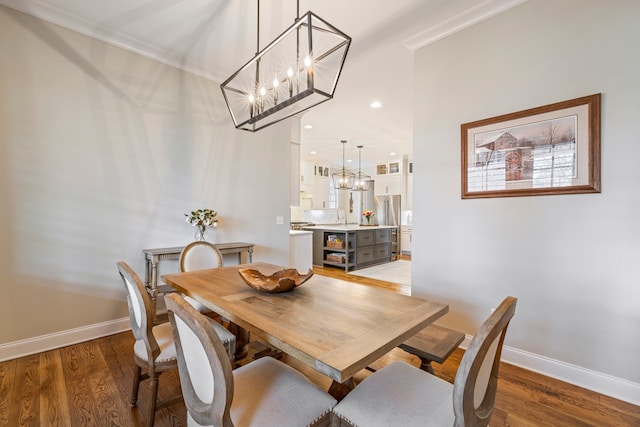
162;262;448;399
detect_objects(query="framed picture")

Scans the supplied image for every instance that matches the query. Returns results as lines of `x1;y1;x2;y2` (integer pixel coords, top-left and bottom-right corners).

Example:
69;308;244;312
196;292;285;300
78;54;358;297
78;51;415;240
377;164;387;175
323;167;329;177
389;162;400;174
461;94;601;199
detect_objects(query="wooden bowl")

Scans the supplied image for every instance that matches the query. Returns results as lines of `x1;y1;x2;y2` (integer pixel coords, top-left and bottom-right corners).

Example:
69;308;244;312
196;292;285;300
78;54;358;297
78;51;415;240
238;268;314;293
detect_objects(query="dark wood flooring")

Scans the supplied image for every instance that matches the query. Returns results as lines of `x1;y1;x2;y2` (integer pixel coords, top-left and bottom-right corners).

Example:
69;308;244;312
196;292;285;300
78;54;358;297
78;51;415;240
1;263;638;426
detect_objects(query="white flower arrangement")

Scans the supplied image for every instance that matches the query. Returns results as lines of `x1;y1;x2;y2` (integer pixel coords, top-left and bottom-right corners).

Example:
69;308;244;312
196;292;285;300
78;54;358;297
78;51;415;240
185;209;218;240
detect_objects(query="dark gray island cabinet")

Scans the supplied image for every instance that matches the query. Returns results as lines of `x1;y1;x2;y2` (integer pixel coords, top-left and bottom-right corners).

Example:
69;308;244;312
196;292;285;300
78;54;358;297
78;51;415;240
302;225;398;272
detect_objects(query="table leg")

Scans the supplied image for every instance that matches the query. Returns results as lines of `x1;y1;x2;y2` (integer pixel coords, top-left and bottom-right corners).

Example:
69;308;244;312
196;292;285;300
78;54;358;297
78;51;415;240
247;247;253;263
150;260;158;322
228;323;250;359
144;257;151;288
328;378;356;401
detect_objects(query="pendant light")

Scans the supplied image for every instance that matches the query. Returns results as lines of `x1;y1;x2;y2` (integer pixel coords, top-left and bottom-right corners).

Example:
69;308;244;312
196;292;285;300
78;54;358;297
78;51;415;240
220;0;351;132
352;145;371;191
332;140;355;190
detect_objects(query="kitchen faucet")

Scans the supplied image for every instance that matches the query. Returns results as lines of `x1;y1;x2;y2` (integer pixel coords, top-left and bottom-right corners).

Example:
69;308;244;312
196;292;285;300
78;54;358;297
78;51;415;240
337;208;347;226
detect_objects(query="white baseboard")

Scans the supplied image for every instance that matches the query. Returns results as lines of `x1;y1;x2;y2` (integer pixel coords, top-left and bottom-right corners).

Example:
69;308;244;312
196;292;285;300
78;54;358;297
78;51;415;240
2;321;638;408
0;317;131;362
461;335;640;407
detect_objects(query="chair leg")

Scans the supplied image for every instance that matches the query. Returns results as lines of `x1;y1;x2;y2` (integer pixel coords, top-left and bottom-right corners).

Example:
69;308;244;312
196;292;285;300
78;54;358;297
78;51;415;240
130;365;142;406
147;376;159;427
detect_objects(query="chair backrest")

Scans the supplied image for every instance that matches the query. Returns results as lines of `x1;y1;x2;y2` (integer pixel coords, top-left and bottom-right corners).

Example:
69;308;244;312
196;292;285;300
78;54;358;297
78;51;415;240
180;241;224;272
117;261;160;364
165;292;234;427
452;296;517;427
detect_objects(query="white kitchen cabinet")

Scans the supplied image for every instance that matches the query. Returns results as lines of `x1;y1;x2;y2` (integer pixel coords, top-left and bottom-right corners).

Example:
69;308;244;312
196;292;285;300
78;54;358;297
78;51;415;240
300;161;314;208
401;226;412;254
299;160;331;208
374;174;402;196
300;160;315;187
313;176;331;209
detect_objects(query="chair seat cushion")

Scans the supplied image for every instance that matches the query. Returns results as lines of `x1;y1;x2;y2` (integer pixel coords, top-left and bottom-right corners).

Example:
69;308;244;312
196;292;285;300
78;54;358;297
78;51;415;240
184;295;213;314
332;361;454;427
209;319;236;359
230;357;336;427
134;318;236;364
134;321;177;364
184;296;232;332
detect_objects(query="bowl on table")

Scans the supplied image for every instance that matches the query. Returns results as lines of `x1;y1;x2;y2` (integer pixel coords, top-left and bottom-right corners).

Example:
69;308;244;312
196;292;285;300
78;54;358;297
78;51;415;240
238;268;313;293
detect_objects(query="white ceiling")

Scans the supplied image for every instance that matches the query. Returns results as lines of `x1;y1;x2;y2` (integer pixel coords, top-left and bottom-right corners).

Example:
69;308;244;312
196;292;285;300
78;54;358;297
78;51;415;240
0;0;526;168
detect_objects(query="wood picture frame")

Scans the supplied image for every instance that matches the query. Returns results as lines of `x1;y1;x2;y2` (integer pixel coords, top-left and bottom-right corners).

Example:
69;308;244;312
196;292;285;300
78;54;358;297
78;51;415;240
461;94;601;199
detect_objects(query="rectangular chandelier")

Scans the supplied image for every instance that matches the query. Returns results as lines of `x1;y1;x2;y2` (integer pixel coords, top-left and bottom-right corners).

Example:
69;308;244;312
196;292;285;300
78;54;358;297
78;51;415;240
220;11;351;132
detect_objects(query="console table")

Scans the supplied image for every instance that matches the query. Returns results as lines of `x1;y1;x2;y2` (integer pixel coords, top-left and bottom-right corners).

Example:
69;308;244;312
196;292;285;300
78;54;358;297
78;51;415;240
142;242;254;318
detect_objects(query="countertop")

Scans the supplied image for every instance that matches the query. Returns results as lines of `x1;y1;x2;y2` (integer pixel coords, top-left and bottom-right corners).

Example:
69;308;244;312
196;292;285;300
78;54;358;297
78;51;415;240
301;224;398;231
289;230;313;236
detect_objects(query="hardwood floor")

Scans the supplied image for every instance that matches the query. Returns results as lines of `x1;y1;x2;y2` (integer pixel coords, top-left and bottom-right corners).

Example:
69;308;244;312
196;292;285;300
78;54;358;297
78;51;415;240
1;264;638;426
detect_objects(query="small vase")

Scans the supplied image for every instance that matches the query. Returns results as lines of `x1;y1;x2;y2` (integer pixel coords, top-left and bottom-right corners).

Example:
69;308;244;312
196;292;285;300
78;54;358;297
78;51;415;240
195;227;207;241
366;217;371;225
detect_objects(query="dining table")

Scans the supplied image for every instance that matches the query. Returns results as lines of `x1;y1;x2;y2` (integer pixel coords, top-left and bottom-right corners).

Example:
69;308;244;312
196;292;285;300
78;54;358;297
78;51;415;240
162;262;448;399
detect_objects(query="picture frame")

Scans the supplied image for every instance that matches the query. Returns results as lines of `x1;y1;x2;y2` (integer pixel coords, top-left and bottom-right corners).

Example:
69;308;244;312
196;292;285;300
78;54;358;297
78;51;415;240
389;162;400;174
323;167;329;177
461;93;601;199
377;164;387;175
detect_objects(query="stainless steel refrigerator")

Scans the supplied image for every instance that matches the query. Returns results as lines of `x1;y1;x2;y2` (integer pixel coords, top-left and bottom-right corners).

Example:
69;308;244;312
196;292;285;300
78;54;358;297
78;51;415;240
374;194;401;259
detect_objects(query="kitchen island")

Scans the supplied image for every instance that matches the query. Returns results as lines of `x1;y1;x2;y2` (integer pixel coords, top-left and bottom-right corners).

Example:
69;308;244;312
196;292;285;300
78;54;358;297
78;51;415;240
301;225;399;272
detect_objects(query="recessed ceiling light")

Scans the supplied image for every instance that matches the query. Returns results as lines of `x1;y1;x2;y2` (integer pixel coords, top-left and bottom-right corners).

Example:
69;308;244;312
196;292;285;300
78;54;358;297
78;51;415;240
370;101;382;108
390;152;396;156
310;151;317;155
304;124;313;129
347;159;353;163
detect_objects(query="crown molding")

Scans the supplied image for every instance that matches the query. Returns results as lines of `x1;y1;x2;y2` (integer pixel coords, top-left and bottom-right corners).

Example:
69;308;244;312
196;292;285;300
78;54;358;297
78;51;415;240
1;0;528;81
403;0;528;51
0;0;224;82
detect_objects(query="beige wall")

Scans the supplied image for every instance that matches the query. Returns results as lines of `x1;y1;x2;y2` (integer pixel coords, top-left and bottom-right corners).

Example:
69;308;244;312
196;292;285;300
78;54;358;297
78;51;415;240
0;7;292;344
412;0;640;392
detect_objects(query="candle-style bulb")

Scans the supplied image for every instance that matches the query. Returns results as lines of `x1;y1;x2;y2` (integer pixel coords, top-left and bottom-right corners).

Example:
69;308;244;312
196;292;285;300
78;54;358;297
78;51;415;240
272;78;279;105
258;87;266;113
287;67;294;97
248;93;255;117
304;55;313;88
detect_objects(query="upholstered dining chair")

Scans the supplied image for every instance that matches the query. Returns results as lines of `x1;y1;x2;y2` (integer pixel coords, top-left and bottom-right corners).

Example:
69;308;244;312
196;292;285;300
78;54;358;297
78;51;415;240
117;262;237;427
180;241;224;272
332;296;518;427
178;241;224;315
165;292;337;427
